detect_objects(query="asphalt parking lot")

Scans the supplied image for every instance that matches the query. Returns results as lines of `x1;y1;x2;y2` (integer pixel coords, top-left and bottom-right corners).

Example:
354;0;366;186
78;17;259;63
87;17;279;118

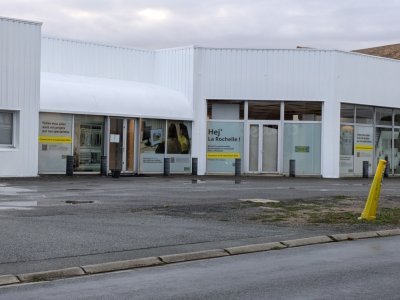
0;175;399;275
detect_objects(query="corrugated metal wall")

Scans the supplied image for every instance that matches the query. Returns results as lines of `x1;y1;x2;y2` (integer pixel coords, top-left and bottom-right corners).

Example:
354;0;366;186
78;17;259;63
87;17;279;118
336;51;400;106
41;38;196;101
195;48;335;100
0;17;41;176
154;47;194;104
41;37;155;82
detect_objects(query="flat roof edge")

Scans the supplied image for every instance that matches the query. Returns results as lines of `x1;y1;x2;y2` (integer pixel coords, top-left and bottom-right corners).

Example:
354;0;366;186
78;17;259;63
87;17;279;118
0;15;42;26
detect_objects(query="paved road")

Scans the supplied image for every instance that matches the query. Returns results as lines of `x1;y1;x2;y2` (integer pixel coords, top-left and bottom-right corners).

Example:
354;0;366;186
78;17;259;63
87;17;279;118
1;236;399;299
0;176;398;274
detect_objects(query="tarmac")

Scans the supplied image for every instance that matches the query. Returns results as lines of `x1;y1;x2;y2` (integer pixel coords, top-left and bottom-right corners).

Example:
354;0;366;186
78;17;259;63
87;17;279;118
1;175;399;285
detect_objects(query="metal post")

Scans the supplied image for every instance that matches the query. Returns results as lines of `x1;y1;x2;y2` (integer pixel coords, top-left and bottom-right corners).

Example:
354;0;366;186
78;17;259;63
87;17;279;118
66;155;74;176
164;157;170;176
235;158;241;184
192;157;198;176
362;161;369;178
111;170;120;178
289;159;295;177
100;156;108;176
235;158;241;177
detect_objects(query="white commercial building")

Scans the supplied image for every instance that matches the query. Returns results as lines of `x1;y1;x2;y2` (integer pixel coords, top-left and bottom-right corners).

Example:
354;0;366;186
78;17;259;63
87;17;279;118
1;16;400;178
0;17;41;177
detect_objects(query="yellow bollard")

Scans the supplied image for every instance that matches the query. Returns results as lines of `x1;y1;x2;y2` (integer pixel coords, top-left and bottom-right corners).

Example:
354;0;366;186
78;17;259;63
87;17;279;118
358;159;387;221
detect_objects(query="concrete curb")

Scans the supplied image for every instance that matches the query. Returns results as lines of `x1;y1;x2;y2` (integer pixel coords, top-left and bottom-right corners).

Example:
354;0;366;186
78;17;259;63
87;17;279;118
225;242;286;255
1;229;399;287
0;275;20;286
330;231;378;242
376;228;400;237
82;257;163;274
281;235;333;247
17;267;85;283
159;249;228;264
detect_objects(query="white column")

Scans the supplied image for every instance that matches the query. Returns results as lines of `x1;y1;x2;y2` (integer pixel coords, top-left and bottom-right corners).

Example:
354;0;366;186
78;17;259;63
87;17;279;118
321;100;341;178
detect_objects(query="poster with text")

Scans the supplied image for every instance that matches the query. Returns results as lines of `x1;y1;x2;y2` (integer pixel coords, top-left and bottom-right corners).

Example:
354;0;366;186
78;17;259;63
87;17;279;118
38;113;72;173
206;121;244;173
354;126;373;175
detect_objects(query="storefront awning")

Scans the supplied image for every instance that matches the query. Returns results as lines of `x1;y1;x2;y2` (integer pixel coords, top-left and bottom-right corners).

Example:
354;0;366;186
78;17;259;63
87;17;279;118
40;72;193;120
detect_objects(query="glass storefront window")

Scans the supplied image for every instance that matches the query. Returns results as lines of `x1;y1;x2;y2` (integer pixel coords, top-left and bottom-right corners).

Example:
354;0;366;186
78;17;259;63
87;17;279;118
356;105;373;124
207;121;244;173
166;121;192;173
207;100;244;120
139;119;166;173
375;127;393;172
73;115;104;172
38;113;73;173
284;102;322;121
248;101;280;120
353;125;373;175
283;123;321;175
376;108;392;126
394;129;400;174
340;104;355;123
394;109;400;127
340;125;354;175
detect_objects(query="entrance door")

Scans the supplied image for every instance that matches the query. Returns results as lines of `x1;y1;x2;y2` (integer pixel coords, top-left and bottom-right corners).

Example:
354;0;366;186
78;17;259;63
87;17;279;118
109;118;124;171
248;123;279;173
109;118;136;173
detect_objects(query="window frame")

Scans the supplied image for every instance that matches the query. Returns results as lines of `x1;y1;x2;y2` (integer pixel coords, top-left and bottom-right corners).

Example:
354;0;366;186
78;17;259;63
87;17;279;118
0;110;16;148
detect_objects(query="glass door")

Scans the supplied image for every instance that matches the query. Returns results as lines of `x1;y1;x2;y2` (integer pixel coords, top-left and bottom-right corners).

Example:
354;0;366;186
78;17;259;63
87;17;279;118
109;118;137;173
126;119;135;172
262;124;278;172
109;118;124;171
248;123;279;173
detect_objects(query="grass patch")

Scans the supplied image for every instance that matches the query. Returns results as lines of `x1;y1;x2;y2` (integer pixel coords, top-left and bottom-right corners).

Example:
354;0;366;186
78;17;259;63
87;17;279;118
308;208;400;225
373;208;400;225
308;211;359;224
332;195;348;200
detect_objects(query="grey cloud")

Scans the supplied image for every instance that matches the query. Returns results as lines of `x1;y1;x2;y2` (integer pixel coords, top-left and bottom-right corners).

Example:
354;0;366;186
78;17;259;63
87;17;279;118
0;0;398;50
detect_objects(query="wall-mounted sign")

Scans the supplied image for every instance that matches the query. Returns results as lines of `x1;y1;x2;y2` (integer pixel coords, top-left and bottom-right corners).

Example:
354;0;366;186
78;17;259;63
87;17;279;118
110;134;120;143
294;146;310;153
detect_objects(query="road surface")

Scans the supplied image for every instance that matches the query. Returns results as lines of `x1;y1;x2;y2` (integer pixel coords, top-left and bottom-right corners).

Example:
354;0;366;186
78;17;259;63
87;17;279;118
1;236;399;299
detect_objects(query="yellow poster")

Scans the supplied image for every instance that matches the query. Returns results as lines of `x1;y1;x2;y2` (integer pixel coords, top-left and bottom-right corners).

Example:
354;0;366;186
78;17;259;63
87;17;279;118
207;152;240;159
39;136;72;144
355;144;373;151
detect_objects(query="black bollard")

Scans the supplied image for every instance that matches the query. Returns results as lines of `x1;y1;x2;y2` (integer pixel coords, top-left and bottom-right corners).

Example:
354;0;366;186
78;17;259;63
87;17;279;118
362;161;369;178
235;158;241;176
100;156;108;176
111;169;120;178
66;155;74;176
192;157;198;176
235;158;241;184
164;157;170;176
289;159;295;177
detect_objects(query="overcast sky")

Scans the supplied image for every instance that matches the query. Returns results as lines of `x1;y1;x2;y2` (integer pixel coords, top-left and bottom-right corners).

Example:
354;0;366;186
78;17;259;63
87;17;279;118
0;0;398;50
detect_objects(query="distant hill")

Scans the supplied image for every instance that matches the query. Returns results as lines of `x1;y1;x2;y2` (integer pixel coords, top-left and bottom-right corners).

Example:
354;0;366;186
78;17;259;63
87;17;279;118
353;44;400;60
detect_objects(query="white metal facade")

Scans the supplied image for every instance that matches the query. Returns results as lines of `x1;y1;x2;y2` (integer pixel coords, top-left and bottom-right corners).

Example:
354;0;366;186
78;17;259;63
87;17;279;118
191;48;400;178
0;17;41;177
2;28;400;177
37;39;400;178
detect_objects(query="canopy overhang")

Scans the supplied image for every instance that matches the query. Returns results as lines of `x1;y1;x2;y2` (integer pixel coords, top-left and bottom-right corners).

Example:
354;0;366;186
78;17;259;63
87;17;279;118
40;72;193;120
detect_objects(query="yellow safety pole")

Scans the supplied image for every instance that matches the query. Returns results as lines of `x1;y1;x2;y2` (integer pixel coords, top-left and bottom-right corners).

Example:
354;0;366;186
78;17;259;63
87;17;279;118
358;159;387;221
